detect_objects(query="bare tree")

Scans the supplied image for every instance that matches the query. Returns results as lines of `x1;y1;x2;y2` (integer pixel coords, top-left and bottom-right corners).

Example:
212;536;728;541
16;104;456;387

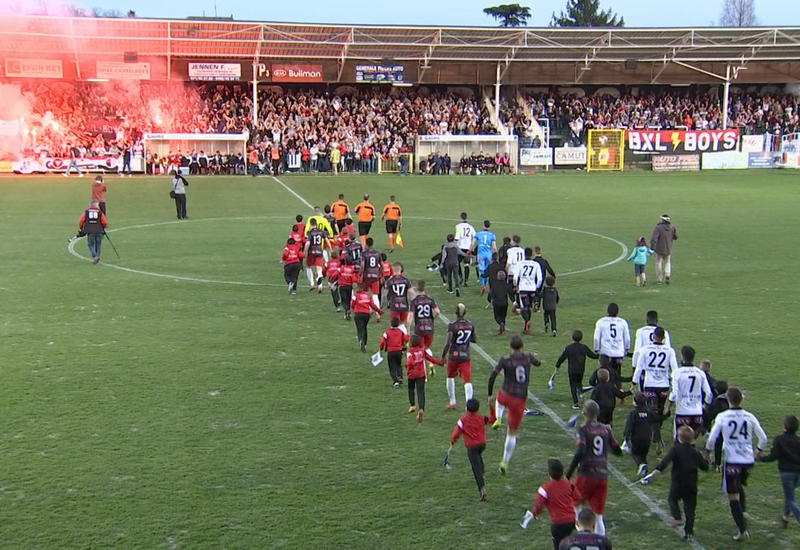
718;0;759;26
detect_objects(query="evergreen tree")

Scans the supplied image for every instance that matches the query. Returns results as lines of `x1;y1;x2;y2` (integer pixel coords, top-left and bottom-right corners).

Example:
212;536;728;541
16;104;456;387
551;0;625;27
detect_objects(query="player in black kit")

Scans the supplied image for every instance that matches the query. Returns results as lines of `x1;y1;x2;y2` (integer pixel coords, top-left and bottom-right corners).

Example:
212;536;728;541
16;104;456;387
558;509;612;549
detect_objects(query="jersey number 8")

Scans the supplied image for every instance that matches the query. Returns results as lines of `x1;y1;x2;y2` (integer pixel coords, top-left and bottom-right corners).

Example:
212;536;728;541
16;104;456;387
515;365;527;383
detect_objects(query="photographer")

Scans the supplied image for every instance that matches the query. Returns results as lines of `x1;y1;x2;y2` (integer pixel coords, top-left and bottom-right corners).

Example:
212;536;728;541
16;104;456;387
170;171;189;219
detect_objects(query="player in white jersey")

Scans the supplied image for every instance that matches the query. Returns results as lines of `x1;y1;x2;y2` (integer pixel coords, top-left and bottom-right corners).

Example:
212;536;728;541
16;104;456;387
514;248;543;334
593;303;631;377
632;310;672;366
455;212;476;286
632;327;677;448
705;387;767;541
665;346;712;440
505;235;525;306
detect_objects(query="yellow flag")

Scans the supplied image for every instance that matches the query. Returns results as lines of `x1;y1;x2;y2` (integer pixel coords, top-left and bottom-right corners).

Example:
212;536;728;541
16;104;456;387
395;233;404;248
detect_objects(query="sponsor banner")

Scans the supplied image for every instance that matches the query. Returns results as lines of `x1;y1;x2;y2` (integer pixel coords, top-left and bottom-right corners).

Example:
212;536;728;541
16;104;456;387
188;63;241;81
96;61;151;80
0;161;13;173
701;151;748;170
12;155;121;174
554;147;587;165
741;134;766;153
748;152;775;169
5;58;63;78
143;132;248;141
652;154;700;172
0;119;20;136
520;147;552;166
418;135;516;143
271;64;323;83
627;129;739;154
355;64;404;83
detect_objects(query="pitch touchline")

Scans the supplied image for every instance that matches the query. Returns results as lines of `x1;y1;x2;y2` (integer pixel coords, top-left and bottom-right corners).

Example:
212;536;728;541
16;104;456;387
273;175;704;550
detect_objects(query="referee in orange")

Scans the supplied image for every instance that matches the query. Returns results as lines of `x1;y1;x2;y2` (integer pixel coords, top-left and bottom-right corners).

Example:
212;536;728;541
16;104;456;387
382;195;403;252
331;193;350;235
354;193;375;246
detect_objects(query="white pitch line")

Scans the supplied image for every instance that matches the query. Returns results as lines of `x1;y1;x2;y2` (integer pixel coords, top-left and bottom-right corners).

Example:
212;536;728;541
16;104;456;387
272;176;314;210
273;174;702;550
66;216;290;287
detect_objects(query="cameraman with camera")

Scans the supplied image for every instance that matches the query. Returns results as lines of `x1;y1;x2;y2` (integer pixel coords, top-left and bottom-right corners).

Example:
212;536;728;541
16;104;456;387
170;170;189;219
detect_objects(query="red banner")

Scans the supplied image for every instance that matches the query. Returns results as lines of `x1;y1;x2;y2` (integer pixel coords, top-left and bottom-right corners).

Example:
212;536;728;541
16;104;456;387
626;129;739;154
271;64;323;83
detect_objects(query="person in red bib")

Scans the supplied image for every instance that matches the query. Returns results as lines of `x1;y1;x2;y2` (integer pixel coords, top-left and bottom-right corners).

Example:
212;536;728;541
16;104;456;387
450;398;492;501
338;262;355;321
379;317;409;388
405;334;443;423
324;249;342;312
351;283;382;352
520;459;577;549
281;237;304;294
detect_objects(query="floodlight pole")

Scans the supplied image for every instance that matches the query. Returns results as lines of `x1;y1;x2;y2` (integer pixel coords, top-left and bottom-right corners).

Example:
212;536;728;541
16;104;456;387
252;62;259;127
722;63;731;130
495;62;501;129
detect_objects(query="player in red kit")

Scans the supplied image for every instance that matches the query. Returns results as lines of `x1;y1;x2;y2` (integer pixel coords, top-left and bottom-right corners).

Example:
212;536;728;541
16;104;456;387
303;218;329;292
441;303;476;410
410;281;439;377
338;261;355;320
351;283;382;352
324;249;342;312
450;398;492;501
379;317;409;387
521;459;576;549
566;399;623;536
281;237;304;294
361;238;383;319
405;334;443;422
488;334;541;473
385;263;411;325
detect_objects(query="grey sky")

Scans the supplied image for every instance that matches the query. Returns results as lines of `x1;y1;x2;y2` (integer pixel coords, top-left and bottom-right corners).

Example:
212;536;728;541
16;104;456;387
75;0;795;28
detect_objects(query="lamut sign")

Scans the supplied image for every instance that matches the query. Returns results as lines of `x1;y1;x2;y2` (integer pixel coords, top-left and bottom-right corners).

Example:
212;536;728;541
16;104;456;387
626;129;739;154
270;64;323;83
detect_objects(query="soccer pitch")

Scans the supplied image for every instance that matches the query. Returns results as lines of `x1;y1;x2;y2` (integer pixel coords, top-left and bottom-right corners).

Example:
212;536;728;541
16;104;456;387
1;170;799;549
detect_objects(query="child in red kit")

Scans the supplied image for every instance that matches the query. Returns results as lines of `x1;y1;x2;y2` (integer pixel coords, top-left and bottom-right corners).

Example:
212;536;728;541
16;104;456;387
450;398;491;501
379;317;409;388
520;459;576;549
405;334;442;422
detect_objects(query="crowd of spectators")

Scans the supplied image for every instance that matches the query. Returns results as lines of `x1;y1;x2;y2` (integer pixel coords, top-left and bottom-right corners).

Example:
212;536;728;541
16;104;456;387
9;81;800;164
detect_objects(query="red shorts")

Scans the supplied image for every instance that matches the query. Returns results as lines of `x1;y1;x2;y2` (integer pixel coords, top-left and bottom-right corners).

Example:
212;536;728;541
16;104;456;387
446;360;471;383
497;391;526;431
389;311;409;323
306;256;323;268
419;333;434;349
573;476;608;515
364;280;380;294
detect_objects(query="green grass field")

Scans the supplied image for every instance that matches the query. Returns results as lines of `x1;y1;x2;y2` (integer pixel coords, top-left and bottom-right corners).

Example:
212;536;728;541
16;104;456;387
1;170;799;549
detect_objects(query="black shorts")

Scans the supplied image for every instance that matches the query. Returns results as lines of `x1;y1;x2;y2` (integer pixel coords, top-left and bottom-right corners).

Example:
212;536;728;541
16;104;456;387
723;464;752;494
358;221;372;236
675;414;704;438
459;249;470;263
385;220;398;234
335;219;347;231
519;291;535;310
599;355;623;372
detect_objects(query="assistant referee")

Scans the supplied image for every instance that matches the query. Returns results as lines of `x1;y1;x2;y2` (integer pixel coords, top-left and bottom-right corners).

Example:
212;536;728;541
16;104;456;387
354;194;375;246
382;195;402;252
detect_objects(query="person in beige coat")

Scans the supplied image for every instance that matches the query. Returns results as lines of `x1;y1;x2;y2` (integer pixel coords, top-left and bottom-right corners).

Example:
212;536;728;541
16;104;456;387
650;215;678;284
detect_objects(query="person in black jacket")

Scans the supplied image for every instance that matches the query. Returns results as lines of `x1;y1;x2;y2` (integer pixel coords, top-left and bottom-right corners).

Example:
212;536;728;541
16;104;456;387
554;330;598;409
590;368;629;426
707;380;729;470
623;392;660;478
485;254;510;334
643;425;709;542
541;276;559;336
532;246;556;311
759;415;800;526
